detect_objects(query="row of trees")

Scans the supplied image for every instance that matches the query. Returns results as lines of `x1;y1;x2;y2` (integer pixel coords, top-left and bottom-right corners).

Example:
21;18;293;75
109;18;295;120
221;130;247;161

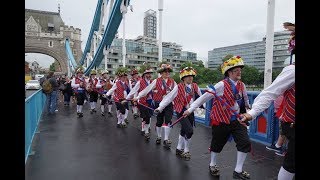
171;59;282;87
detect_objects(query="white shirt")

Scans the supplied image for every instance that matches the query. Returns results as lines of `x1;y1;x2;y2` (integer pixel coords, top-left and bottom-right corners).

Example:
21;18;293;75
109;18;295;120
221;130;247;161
106;80;129;98
136;78;177;100
187;78;249;114
158;83;202;112
248;65;295;119
71;76;85;90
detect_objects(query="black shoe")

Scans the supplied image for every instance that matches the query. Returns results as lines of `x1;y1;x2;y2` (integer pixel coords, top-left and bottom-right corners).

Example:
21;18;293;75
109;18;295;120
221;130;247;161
233;171;250;179
79;113;83;118
156;137;161;145
176;149;184;156
93;109;97;113
141;130;145;136
101;112;105;116
124;118;129;124
163;140;172;149
144;133;150;141
108;112;113;117
209;165;220;177
133;113;139;118
90;109;94;114
116;124;121;128
121;123;127;128
181;152;191;161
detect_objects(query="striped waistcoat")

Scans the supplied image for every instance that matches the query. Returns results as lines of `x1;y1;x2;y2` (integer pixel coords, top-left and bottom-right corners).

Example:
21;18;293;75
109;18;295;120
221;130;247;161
139;79;153;106
173;83;199;113
280;84;295;123
153;78;175;102
209;79;244;126
114;80;129;102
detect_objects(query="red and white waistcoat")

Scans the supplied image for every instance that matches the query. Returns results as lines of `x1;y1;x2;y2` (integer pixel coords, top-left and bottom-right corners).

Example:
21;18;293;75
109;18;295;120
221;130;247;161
153;77;175;102
74;77;86;93
209;79;244;126
139;79;153;106
173;83;200;113
280;84;295;123
114;80;130;102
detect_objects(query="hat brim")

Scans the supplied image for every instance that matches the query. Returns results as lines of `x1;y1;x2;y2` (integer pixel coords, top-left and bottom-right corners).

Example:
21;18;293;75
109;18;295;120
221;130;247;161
181;75;195;80
224;65;244;75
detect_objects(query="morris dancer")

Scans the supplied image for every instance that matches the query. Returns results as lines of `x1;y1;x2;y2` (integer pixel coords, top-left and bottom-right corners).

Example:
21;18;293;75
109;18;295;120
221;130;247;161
71;66;87;118
134;62;176;148
240;62;295;180
97;70;114;116
155;66;203;160
127;63;154;141
183;56;251;179
129;68;140;119
106;67;130;128
86;69;99;114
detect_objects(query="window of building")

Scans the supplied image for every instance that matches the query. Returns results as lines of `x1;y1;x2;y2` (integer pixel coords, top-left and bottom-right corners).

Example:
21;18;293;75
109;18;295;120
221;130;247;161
48;41;53;47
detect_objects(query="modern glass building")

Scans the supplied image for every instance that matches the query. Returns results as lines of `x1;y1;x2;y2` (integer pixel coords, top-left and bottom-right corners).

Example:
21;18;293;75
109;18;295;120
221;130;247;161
143;9;157;39
208;31;291;71
98;36;199;75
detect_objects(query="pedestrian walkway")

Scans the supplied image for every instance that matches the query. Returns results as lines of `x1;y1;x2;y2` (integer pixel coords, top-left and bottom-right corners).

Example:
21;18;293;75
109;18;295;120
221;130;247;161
25;101;284;180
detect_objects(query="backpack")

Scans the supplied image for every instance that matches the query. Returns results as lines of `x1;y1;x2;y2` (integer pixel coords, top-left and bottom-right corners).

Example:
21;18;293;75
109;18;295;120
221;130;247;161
42;79;53;94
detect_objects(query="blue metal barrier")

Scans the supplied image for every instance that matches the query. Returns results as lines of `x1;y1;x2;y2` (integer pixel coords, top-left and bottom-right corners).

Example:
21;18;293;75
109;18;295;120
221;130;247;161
25;90;46;164
194;90;278;145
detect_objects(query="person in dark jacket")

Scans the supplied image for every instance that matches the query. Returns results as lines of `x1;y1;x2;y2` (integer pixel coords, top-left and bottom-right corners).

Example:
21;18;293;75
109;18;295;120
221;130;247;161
62;76;73;106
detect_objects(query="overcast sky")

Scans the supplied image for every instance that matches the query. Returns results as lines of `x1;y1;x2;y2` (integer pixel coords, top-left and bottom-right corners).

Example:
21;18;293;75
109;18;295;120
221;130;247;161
25;0;295;68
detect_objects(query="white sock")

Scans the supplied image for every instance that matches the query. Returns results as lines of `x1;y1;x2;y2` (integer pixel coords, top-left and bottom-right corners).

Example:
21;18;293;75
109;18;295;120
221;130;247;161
145;124;150;133
163;126;171;141
76;105;80;112
116;110;120;118
184;138;191;152
93;102;96;109
133;106;137;114
278;166;295;180
90;102;94;109
108;105;112;112
156;126;162;138
79;105;83;113
101;105;105;113
118;114;123;124
177;135;184;150
125;109;128;119
235;151;247;173
210;152;218;166
141;120;145;131
275;143;282;148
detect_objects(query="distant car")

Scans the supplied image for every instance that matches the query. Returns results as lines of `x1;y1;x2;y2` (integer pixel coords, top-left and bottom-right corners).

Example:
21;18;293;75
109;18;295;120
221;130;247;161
25;80;41;90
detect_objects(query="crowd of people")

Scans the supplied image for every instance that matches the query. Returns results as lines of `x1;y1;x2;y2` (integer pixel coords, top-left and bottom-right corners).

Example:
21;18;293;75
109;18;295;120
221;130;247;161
39;22;295;180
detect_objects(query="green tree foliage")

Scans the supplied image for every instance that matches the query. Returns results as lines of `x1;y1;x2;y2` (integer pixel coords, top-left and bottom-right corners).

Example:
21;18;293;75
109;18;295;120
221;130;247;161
49;63;55;71
241;65;260;85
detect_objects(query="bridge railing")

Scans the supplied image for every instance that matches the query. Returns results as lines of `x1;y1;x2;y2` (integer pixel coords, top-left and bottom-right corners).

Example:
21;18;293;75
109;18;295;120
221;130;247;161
25;89;46;164
194;89;277;146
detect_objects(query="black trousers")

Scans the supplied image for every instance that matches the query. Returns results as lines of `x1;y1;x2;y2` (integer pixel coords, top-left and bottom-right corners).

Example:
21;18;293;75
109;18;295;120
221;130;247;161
177;111;195;139
138;103;153;124
89;91;98;102
281;122;295;173
115;100;129;114
76;92;86;105
154;102;173;127
100;95;112;105
210;120;251;153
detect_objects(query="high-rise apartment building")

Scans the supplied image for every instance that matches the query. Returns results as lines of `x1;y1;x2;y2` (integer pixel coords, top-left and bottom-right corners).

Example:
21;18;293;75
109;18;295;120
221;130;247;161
143;9;157;39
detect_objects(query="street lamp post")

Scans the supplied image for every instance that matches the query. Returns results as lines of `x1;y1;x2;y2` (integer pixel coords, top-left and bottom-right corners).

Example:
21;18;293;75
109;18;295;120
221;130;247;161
263;0;275;88
158;0;163;62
